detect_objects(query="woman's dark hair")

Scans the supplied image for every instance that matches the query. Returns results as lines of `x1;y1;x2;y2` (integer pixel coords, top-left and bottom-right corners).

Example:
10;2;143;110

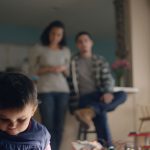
40;20;67;47
0;72;38;110
75;31;93;42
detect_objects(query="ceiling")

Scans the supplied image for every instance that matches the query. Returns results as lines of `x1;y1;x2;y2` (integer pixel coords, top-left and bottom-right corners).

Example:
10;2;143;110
0;0;116;37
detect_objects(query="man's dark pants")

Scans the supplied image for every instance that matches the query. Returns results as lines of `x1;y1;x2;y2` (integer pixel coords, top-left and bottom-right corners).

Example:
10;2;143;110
79;91;127;147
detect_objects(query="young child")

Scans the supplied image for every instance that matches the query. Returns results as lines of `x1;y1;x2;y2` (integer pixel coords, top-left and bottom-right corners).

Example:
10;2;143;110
0;72;51;150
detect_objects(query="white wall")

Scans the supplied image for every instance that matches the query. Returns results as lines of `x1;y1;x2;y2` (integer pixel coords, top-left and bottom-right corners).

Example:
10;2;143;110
129;0;150;131
0;44;30;71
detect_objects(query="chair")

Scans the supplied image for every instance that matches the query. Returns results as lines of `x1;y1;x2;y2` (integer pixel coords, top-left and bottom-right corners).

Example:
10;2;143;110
139;105;150;132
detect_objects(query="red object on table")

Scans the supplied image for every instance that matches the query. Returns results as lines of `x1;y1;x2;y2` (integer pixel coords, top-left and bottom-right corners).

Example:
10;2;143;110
142;146;150;148
128;132;150;149
128;132;150;137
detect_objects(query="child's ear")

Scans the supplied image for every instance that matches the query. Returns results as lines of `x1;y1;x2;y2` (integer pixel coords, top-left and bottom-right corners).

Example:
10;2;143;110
31;105;38;116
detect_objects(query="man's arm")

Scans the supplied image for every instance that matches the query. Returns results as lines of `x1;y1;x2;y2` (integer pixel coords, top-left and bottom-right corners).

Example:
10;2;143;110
100;57;115;93
99;57;115;103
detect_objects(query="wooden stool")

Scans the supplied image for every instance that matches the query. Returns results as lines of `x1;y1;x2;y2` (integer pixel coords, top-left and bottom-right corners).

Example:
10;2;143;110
77;123;96;140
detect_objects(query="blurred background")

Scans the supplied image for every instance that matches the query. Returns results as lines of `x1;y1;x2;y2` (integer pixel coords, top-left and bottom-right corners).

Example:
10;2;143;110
0;0;116;71
0;0;150;149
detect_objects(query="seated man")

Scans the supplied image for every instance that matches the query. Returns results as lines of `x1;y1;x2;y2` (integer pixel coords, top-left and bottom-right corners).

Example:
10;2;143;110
68;32;127;150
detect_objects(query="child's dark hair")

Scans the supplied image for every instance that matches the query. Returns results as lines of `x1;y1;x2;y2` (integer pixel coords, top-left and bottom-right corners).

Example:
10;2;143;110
0;72;38;110
40;20;67;47
75;31;93;42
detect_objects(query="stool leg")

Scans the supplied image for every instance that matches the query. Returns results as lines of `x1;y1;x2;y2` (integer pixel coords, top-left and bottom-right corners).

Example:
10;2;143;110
139;120;144;132
77;124;82;140
83;128;87;140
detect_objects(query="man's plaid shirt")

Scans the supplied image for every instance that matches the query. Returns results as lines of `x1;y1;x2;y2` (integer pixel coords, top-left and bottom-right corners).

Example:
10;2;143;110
68;53;115;112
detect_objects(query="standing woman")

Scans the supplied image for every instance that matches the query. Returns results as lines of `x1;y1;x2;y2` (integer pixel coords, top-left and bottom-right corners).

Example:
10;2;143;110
29;21;71;150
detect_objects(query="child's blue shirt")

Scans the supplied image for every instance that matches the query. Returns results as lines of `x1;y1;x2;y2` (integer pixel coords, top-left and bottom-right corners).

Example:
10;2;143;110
0;119;50;150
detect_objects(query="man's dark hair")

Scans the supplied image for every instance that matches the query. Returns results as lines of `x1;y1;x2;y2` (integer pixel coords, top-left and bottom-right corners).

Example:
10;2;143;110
75;31;93;42
0;72;38;110
40;20;67;47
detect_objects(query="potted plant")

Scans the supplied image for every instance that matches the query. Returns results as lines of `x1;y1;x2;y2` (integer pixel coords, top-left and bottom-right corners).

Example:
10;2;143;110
112;59;130;86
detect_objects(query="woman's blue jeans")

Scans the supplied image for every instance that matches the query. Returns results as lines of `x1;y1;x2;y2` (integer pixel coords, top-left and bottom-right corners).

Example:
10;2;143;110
38;92;69;150
79;91;127;147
